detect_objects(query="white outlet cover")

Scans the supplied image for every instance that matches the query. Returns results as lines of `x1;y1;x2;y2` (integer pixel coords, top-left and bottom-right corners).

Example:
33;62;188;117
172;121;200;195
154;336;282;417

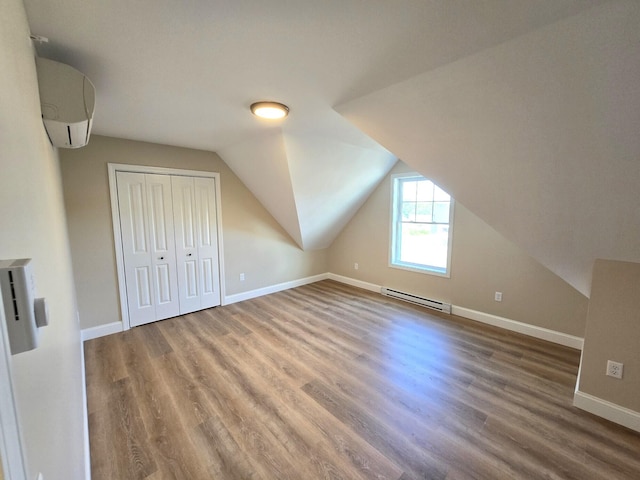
606;360;623;379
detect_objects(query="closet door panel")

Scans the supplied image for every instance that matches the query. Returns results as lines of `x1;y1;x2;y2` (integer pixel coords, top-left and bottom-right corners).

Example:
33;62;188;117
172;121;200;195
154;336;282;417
134;266;152;308
184;259;199;296
195;177;221;308
172;176;201;314
146;174;180;320
155;264;172;303
116;172;156;327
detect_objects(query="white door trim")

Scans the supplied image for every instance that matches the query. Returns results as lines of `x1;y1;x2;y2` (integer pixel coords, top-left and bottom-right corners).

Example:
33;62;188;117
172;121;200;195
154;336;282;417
0;293;28;480
108;163;226;331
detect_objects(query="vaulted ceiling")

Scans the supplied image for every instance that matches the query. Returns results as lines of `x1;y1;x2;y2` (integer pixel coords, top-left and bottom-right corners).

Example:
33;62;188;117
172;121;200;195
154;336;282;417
24;0;639;295
336;1;640;296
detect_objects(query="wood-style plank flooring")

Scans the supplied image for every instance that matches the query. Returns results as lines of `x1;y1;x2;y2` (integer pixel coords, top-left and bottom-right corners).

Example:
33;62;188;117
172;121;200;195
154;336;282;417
85;280;640;479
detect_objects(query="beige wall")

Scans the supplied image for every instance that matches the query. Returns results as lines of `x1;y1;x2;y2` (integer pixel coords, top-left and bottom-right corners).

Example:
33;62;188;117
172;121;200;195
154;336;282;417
0;0;86;478
329;162;588;337
336;1;640;298
578;259;640;412
60;135;327;330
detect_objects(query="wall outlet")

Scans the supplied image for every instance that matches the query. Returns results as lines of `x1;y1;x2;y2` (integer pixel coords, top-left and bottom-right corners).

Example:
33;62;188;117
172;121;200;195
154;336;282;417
494;291;502;302
354;263;359;270
606;360;623;379
239;273;245;282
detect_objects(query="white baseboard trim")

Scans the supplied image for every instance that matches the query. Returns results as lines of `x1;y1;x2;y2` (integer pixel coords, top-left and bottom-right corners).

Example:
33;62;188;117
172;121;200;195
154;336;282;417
451;305;584;350
325;274;583;350
79;274;330;340
79;276;584;354
223;273;330;305
81;321;124;342
574;390;640;433
326;273;381;293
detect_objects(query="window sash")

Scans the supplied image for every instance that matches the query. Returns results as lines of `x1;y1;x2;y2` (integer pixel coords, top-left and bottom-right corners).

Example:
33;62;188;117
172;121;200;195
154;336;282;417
390;174;453;276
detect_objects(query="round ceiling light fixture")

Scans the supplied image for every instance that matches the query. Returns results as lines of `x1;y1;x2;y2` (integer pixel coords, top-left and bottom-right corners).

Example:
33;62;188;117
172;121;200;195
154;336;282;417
250;101;289;119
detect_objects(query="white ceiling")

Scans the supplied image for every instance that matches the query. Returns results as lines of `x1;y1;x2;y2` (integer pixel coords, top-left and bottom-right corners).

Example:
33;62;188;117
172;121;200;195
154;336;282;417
24;0;608;254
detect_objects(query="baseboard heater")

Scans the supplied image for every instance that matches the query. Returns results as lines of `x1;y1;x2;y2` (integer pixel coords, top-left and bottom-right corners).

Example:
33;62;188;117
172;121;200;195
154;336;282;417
380;287;451;314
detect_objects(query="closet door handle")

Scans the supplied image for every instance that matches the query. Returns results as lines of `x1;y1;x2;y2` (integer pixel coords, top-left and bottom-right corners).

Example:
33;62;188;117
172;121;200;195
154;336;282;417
187;253;192;257
159;256;165;260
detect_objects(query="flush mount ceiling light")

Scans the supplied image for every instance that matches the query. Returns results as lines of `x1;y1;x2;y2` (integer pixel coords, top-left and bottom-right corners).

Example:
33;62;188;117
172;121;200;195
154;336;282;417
250;101;289;119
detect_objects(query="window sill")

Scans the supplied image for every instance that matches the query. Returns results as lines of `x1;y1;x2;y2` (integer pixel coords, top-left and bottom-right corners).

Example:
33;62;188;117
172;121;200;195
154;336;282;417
389;261;450;278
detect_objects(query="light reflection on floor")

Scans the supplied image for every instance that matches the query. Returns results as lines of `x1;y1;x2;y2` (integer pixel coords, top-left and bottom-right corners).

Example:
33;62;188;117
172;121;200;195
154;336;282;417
370;314;454;404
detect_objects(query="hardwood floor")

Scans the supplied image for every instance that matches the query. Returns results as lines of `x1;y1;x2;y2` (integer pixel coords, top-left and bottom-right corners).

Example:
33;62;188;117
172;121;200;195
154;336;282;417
85;280;640;479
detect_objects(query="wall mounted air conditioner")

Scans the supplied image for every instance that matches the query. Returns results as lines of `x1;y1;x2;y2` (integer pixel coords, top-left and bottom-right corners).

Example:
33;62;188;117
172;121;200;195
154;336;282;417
35;57;95;149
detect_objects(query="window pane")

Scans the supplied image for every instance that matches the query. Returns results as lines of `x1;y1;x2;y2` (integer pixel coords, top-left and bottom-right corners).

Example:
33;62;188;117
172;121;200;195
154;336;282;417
401;202;415;221
415;202;433;223
433;185;450;201
433;201;450;223
416;180;433;201
399;223;449;269
391;173;453;276
402;181;417;201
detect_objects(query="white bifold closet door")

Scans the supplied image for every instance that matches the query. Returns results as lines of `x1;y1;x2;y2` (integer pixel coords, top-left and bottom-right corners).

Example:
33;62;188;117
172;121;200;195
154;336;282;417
116;172;220;327
171;175;221;315
117;172;180;327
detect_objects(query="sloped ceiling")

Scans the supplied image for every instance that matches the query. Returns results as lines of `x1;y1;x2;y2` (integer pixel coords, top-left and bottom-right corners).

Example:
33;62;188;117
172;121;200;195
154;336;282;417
336;1;640;296
220;126;396;249
23;0;607;251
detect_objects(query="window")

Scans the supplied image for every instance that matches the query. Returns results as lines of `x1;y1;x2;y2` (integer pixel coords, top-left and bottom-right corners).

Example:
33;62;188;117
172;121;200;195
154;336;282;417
390;173;454;276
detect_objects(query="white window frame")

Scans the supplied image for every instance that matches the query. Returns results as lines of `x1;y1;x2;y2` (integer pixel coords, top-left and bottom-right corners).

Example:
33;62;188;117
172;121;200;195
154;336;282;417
389;172;454;277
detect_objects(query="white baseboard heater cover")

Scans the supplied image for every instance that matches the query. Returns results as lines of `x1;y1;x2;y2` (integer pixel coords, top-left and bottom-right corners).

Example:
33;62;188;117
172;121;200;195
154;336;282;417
380;287;451;314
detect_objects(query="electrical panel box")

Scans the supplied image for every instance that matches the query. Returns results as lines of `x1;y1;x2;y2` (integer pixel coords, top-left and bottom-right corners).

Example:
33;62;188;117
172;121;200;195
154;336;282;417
0;259;49;355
